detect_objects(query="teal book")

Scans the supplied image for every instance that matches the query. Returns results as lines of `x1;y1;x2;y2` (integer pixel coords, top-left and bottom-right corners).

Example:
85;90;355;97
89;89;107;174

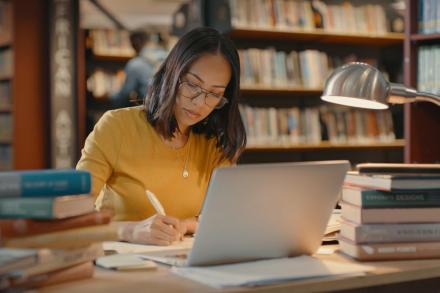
342;186;440;208
0;169;91;197
0;195;95;219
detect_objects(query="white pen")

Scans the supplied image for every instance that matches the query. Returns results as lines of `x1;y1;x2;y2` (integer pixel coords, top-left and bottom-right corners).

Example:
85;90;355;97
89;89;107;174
145;190;166;216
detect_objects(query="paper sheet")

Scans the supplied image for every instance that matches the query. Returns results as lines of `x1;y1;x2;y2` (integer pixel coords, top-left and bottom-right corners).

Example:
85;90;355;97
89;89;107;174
103;237;194;254
171;255;373;288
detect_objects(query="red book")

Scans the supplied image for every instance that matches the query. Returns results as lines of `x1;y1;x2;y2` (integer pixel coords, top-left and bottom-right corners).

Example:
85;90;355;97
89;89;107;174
0;210;112;240
11;261;94;289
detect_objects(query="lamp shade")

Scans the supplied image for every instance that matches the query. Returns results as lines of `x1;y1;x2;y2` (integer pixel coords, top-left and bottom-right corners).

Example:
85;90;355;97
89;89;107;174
321;62;390;110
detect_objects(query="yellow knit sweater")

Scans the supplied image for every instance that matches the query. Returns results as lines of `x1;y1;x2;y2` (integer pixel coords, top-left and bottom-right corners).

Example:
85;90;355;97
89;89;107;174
76;106;229;221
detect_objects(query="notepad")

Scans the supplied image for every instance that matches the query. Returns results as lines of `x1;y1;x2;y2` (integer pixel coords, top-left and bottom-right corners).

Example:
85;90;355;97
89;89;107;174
171;255;373;288
95;254;157;271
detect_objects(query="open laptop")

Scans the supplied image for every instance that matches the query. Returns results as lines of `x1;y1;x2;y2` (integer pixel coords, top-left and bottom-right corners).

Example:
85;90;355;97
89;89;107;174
141;160;349;267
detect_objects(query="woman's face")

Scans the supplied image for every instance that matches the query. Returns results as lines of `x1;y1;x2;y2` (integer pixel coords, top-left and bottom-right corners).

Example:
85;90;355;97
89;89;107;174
174;53;231;133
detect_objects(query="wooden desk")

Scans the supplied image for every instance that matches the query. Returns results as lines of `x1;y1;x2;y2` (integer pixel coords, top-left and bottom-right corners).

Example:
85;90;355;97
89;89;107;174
39;248;440;293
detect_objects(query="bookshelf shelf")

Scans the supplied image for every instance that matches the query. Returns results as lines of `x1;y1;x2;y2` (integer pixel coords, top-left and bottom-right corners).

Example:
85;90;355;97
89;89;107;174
0;107;12;113
0;40;11;48
90;53;132;62
245;140;405;152
0;76;12;81
240;86;322;95
229;28;404;46
410;33;440;42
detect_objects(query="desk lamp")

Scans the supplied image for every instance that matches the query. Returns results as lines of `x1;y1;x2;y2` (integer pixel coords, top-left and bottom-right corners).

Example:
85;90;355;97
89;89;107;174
321;62;440;109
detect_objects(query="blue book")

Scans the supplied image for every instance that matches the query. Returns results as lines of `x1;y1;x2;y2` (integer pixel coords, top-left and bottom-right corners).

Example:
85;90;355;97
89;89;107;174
0;169;91;197
0;195;95;219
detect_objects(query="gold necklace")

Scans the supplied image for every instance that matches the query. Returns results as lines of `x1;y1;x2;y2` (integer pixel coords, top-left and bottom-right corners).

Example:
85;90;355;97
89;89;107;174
182;136;191;178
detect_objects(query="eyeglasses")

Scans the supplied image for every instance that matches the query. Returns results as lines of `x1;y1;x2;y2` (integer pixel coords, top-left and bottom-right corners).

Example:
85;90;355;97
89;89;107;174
178;80;228;109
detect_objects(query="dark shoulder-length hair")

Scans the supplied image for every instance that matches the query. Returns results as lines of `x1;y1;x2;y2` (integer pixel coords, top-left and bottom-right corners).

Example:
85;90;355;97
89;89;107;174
144;27;246;162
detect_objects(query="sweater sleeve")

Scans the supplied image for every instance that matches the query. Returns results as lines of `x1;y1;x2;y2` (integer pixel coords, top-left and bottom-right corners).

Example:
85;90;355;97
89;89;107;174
76;111;123;196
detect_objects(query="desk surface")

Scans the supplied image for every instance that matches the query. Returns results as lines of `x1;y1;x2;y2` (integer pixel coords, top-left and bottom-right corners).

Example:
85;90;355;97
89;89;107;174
39;247;440;293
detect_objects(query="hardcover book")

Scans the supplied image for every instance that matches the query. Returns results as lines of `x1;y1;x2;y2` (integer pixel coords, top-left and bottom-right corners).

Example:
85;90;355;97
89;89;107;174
0;195;95;219
344;171;440;191
342;186;440;208
341;202;440;224
340;220;440;243
339;236;440;261
0;210;112;239
0;169;91;197
3;224;118;249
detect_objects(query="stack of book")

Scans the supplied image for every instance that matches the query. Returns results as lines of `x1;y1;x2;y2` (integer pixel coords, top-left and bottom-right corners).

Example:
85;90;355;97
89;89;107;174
339;163;440;261
0;169;118;289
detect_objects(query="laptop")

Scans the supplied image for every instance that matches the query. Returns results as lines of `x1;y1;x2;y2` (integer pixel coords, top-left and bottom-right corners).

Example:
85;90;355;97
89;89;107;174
141;160;350;267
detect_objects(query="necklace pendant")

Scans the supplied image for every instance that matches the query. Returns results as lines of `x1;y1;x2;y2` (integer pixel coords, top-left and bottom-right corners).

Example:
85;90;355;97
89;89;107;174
182;169;189;178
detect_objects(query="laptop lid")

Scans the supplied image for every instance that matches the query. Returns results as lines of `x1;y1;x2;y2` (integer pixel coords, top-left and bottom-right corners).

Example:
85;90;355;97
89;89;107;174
187;160;350;266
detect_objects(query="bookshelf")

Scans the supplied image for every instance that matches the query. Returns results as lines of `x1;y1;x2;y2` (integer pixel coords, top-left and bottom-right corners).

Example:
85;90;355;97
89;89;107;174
404;0;440;163
221;0;406;164
229;28;404;45
0;0;49;170
81;29;134;134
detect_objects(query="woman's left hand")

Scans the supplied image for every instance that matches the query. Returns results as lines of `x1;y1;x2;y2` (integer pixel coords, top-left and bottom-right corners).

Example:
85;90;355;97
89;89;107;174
178;217;199;238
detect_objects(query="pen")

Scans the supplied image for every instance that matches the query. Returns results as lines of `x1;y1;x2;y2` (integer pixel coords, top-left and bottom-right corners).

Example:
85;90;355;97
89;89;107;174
145;190;166;216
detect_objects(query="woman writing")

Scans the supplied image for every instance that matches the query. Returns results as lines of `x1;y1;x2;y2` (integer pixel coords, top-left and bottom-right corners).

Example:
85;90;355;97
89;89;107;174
76;27;246;245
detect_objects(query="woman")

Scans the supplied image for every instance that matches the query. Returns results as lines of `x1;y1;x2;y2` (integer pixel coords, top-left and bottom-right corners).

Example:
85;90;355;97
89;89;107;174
77;27;246;245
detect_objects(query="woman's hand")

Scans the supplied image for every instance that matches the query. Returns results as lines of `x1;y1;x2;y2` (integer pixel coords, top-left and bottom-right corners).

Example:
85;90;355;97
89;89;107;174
117;214;183;246
179;217;199;236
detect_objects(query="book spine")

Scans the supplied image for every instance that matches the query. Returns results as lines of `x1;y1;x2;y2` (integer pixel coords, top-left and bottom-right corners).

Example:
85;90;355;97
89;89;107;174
4;224;118;249
341;203;440;224
341;222;440;243
0;198;54;219
344;188;440;207
0;170;91;197
12;261;94;289
0;210;113;239
339;238;440;261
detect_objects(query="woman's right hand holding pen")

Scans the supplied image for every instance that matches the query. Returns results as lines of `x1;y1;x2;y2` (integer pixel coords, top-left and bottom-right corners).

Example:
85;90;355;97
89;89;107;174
117;214;183;246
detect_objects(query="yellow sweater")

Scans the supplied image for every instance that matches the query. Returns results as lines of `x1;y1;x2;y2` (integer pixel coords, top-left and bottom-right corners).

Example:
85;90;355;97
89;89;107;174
76;106;229;221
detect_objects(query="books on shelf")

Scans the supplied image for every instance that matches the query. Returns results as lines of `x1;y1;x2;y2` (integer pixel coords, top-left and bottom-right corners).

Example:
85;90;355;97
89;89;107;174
339;163;440;261
417;45;440;95
239;105;396;147
0;48;12;77
0;169;91;197
239;47;389;90
0;1;12;45
418;0;440;34
0;145;12;171
240;105;321;146
0;82;11;110
89;29;135;57
87;69;125;98
0;113;12;141
230;0;390;35
0;195;95;219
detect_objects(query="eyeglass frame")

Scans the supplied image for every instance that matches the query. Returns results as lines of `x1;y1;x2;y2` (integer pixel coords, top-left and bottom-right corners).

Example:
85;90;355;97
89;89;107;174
177;78;229;109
